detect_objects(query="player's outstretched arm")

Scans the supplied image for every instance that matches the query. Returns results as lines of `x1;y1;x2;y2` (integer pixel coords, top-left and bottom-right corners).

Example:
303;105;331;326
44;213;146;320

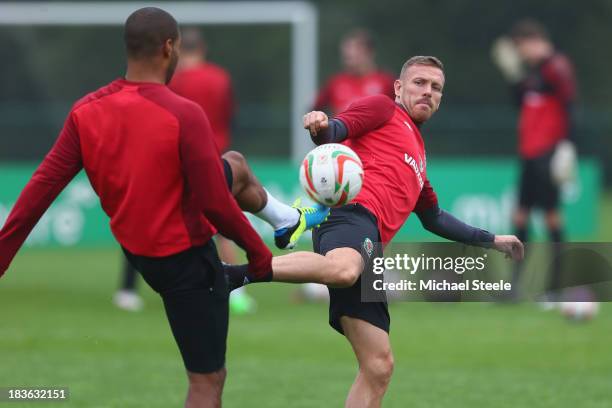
416;206;524;261
303;111;348;145
305;95;396;145
0;114;83;276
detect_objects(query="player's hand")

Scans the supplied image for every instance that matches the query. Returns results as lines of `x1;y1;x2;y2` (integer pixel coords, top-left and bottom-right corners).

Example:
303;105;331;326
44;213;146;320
303;111;329;138
491;37;524;83
550;140;577;186
493;235;524;261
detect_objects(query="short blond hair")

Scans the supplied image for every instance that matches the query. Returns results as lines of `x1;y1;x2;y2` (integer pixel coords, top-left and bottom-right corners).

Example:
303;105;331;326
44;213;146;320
399;56;444;78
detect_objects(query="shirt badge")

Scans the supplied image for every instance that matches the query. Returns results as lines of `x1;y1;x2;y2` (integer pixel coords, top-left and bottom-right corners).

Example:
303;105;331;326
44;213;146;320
363;237;374;258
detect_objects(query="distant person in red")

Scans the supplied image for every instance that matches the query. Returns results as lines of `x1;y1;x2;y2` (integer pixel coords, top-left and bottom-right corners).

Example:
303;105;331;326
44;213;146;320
169;28;234;152
0;7;327;407
492;19;577;301
313;29;395;114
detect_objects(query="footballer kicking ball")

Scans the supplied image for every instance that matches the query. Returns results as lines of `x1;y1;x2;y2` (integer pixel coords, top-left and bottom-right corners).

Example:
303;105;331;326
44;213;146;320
299;143;364;207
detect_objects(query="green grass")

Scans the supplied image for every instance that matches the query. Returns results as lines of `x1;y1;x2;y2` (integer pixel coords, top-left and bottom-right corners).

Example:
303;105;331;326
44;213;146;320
1;247;611;408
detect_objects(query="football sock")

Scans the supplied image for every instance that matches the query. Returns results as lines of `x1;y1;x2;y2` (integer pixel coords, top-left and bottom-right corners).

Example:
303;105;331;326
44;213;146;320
224;263;272;291
121;260;138;291
224;264;249;291
254;189;300;230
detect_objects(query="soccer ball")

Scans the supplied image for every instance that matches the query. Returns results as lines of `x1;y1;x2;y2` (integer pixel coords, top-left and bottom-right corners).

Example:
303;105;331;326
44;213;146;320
299;143;363;207
560;302;599;321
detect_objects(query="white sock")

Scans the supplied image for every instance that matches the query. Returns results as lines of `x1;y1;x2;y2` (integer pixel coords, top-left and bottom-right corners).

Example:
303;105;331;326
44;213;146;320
255;189;300;230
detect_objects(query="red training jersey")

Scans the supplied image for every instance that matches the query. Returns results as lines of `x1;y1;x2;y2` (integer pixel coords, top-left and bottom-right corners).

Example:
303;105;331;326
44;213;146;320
0;79;271;277
314;71;395;114
517;53;576;158
334;95;438;243
169;62;234;152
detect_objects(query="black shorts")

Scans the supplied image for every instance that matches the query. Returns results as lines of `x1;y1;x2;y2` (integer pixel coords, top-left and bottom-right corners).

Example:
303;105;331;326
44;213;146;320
518;150;559;210
312;203;390;335
222;158;233;191
123;241;229;373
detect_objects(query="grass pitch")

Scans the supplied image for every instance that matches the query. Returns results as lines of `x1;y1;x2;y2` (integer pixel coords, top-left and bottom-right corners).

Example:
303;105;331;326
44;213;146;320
1;245;611;408
1;193;611;407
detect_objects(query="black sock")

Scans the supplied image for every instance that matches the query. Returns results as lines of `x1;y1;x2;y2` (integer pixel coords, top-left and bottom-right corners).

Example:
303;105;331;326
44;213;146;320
249;269;273;283
121;259;138;291
223;264;272;291
224;264;249;291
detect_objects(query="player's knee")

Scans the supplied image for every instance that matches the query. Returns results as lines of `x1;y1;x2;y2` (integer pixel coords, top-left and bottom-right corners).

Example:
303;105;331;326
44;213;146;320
362;350;394;389
325;260;360;287
223;150;247;178
223;150;246;167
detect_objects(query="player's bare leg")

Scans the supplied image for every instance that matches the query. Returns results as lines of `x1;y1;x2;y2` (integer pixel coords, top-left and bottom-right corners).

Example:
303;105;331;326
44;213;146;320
222;150;328;249
217;235;238;264
341;317;394;408
225;247;363;289
222;150;268;213
271;248;363;287
545;209;562;231
185;368;226;408
229;240;522;289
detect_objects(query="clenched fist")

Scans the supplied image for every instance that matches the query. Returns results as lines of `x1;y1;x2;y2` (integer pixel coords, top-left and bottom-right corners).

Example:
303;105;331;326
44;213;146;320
303;111;329;137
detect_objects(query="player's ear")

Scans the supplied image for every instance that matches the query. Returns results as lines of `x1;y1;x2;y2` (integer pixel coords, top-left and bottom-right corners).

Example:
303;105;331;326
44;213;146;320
162;38;173;58
394;79;402;98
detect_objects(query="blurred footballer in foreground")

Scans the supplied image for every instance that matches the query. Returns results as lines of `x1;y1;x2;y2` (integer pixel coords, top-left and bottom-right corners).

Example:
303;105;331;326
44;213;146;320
0;7;328;407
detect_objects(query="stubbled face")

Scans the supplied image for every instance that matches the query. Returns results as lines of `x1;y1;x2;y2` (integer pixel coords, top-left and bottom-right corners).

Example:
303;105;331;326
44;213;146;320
394;64;444;125
341;38;373;74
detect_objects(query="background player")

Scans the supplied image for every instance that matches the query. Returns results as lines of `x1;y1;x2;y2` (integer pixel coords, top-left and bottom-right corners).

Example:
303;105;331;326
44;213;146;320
0;7;327;407
228;56;524;408
314;29;395;114
492;19;577;301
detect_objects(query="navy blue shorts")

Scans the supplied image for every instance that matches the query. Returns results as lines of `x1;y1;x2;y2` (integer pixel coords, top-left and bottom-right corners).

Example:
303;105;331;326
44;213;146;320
312;203;390;335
